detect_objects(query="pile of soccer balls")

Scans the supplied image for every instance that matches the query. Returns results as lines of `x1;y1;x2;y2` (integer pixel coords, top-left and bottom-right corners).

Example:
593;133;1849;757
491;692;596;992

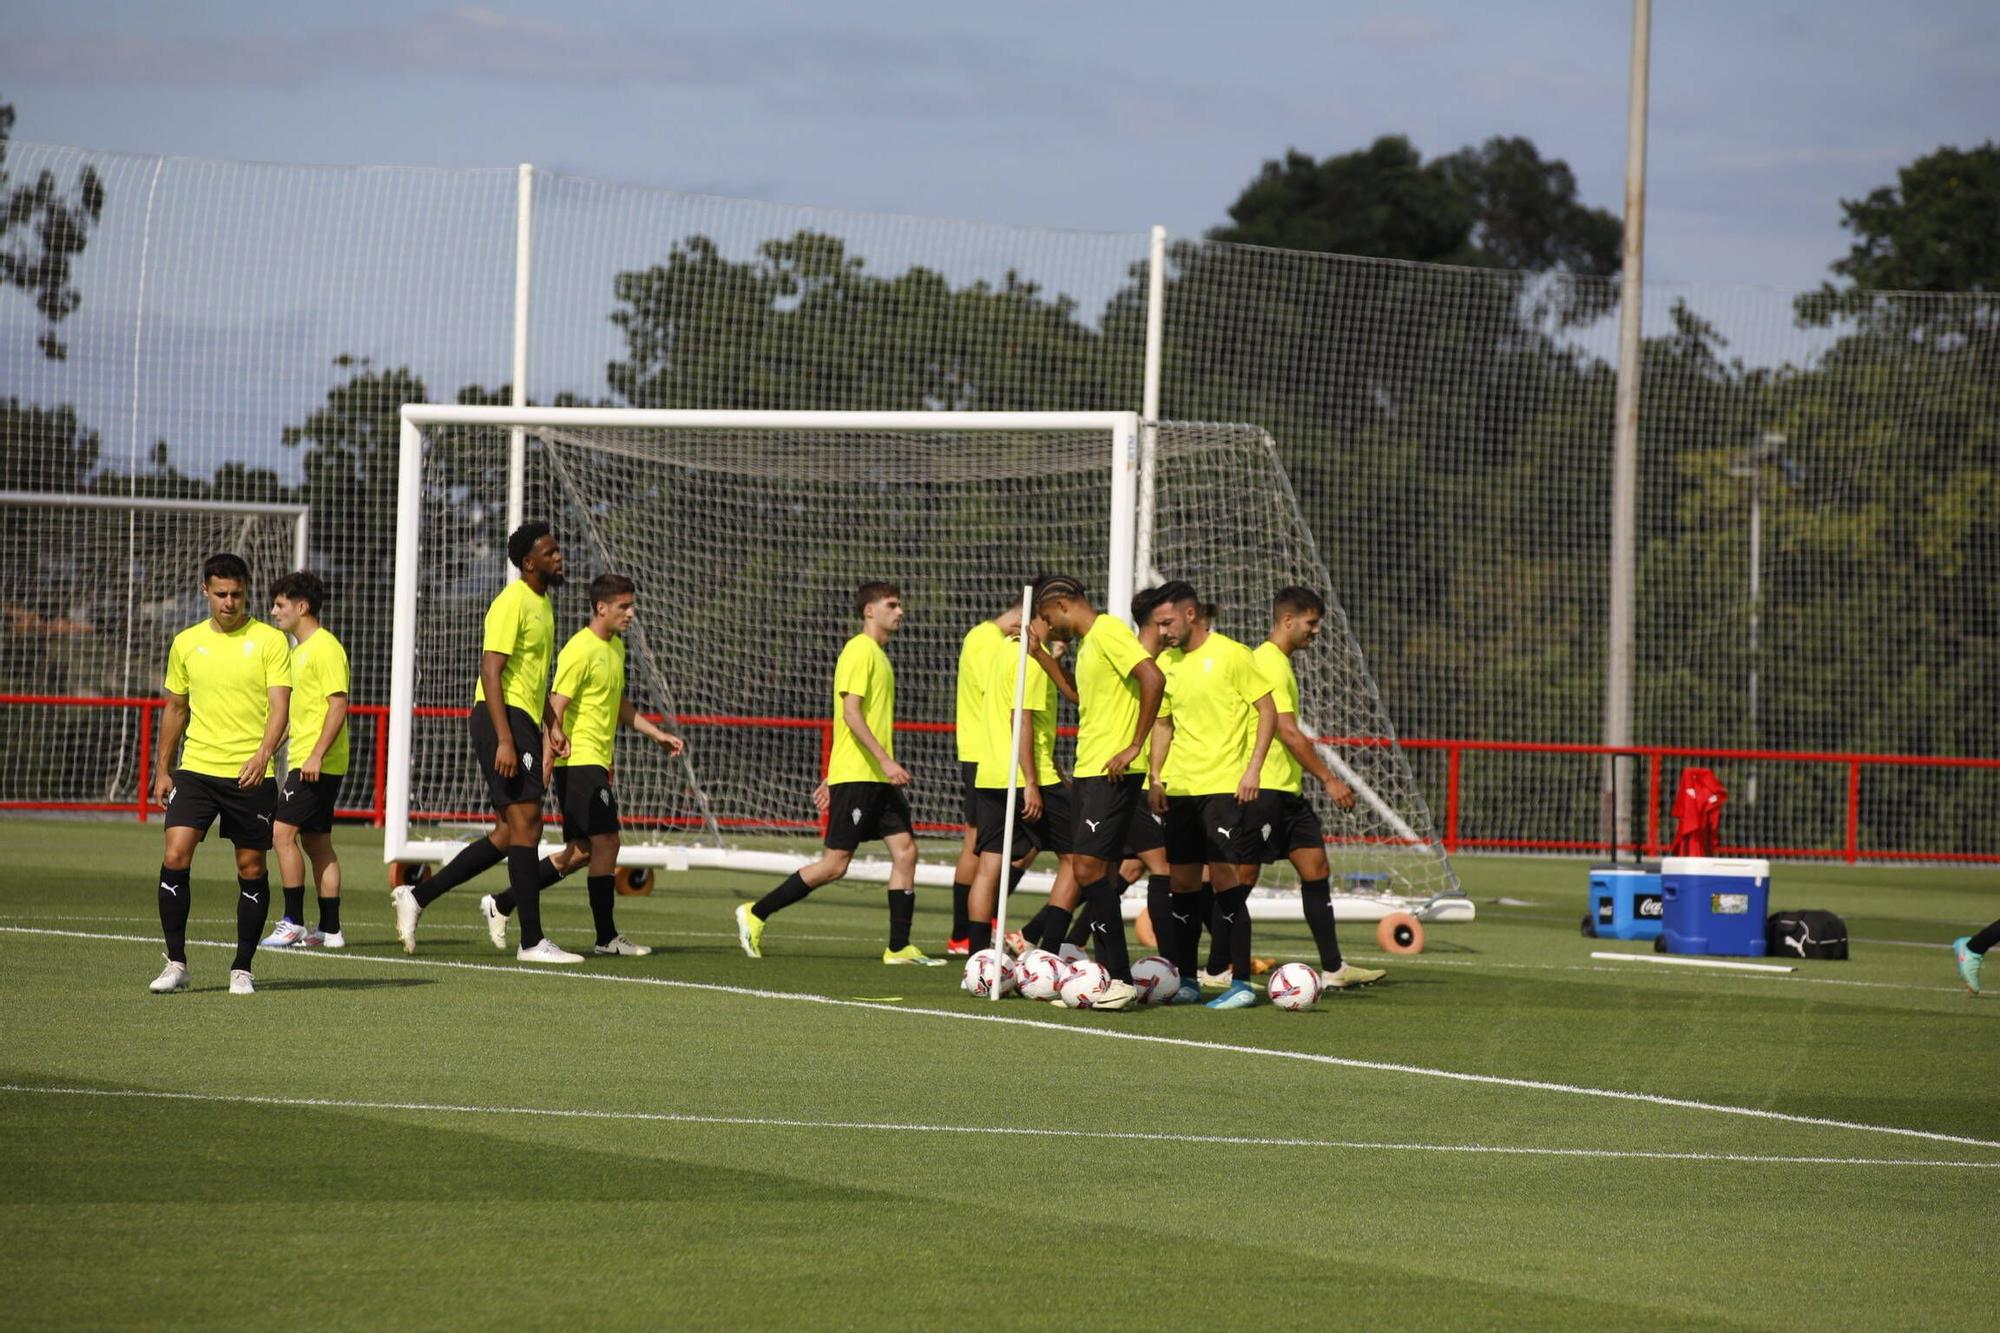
963;947;1324;1011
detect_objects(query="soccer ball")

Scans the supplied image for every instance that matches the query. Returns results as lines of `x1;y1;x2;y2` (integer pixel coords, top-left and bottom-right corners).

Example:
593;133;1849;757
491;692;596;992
1266;961;1323;1012
963;948;1017;998
1057;960;1113;1009
1057;942;1089;965
1130;954;1180;1005
1016;949;1065;1001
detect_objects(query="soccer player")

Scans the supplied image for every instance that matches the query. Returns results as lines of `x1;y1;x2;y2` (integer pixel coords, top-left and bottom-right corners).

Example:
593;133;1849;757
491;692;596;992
392;521;582;963
1954;922;1997;994
1033;573;1165;1006
147;553;292;996
734;582;940;966
1237;586;1384;990
261;571;350;949
479;573;685;956
948;603;1017;955
1148;585;1277;1009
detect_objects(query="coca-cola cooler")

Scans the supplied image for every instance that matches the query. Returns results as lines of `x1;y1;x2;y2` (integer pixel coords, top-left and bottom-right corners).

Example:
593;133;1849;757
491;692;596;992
1586;863;1664;941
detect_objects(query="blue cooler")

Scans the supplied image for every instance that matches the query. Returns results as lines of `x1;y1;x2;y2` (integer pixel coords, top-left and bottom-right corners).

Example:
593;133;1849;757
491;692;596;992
1587;863;1663;941
1660;857;1770;956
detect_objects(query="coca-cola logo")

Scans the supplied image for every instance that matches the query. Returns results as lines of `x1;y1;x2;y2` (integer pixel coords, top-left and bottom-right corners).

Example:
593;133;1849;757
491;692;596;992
1638;895;1664;918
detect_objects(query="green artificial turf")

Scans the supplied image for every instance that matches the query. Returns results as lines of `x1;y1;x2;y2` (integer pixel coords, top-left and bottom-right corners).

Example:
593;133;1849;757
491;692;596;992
2;817;1995;1329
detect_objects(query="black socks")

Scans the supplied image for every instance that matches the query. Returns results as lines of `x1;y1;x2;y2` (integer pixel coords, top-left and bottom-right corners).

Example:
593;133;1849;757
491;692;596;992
282;884;305;925
1212;885;1252;982
414;837;506;907
951;882;971;939
1145;874;1175;962
1301;877;1342;971
587;874;617;945
157;865;192;964
1083;877;1132;981
234;875;270;972
1970;919;2000;954
318;893;341;935
1025;904;1072;953
887;889;916;951
494;856;570;916
509;846;544;948
967;920;995;954
752;871;815;921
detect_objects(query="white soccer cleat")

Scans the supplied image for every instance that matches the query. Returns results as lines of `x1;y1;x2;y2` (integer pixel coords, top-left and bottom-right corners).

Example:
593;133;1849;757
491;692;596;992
148;957;189;994
300;928;346;949
1323;962;1386;989
593;935;652;957
1197;968;1233;992
390;884;421;954
517;938;584;964
479;894;510;950
1093;978;1139;1011
261;919;308;948
228;969;255;995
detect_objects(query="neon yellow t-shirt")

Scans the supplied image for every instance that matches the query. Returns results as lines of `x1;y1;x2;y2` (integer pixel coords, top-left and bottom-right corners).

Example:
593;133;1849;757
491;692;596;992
1252;640;1302;794
288;627;350;776
1155;645;1184;792
552;627;625;770
1159;632;1272;796
164;618;292;779
974;636;1057;789
827;633;895;784
474;579;556;718
1071;613;1152;779
954;620;1004;764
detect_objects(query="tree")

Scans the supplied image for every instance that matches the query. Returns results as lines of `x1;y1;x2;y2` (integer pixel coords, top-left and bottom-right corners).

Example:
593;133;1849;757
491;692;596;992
0;102;105;362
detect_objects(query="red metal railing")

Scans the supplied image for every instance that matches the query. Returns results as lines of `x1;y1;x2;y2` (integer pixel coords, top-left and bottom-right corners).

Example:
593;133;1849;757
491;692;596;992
5;693;1998;863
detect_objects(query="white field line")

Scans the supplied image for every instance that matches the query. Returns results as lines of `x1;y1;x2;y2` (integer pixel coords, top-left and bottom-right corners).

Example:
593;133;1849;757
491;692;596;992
0;913;879;945
6;924;1999;1156
1;1083;1992;1172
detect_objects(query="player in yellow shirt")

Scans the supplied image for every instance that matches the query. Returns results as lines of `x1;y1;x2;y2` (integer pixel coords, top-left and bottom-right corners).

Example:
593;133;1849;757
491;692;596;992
1149;583;1278;1009
735;582;941;966
480;573;685;957
148;553;292;996
393;522;584;963
261;571;351;950
948;604;1015;955
1032;573;1165;1004
1238;587;1383;990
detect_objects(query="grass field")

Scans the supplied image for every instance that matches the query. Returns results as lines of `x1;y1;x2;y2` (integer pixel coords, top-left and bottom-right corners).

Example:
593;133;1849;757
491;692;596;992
3;816;1996;1329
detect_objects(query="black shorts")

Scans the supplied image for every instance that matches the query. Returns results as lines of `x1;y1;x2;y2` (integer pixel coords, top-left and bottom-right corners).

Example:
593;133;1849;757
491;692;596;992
164;768;277;849
973;783;1075;858
1201;792;1268;865
555;765;620;843
959;760;979;826
1123;787;1167;857
1163;794;1208;866
469;705;545;810
1254;790;1325;863
275;770;346;834
825;781;913;852
1072;774;1141;862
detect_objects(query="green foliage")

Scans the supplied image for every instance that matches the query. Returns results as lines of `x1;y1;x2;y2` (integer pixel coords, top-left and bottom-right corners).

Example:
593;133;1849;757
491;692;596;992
0;101;105;361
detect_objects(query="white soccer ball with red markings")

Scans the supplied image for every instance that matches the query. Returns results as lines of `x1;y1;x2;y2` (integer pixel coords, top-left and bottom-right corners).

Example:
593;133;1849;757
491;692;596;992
963;948;1017;998
1016;949;1065;1001
1266;961;1323;1011
1057;942;1089;965
1130;955;1181;1005
1057;960;1113;1009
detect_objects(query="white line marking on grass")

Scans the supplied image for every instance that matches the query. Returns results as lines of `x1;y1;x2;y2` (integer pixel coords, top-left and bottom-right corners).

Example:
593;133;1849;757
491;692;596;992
0;914;880;945
1364;953;1964;995
9;924;1998;1154
3;1083;1993;1172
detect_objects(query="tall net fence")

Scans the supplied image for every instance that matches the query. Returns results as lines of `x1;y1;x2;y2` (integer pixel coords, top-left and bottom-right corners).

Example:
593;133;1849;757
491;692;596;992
404;417;1455;903
5;134;1996;858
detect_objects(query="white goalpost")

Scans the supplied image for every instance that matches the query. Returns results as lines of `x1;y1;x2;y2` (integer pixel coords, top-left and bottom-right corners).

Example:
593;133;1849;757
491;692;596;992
385;404;1466;921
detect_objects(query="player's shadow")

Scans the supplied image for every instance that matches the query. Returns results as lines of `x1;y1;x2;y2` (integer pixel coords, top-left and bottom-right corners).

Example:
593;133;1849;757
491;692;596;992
252;977;437;992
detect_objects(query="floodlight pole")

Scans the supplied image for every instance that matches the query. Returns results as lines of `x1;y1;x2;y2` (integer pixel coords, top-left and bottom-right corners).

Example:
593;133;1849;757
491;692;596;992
1602;0;1651;853
505;162;533;583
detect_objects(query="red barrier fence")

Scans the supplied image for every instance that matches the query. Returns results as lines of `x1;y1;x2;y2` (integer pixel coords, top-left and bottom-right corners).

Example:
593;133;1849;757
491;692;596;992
5;694;1997;864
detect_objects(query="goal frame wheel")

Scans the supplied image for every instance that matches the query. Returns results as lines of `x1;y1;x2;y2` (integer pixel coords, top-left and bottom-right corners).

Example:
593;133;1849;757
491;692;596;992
388;860;433;890
615;866;655;896
1377;911;1424;954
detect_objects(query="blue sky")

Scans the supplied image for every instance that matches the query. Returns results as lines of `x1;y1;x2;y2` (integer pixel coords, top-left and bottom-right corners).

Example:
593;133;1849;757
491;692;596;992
7;0;1996;292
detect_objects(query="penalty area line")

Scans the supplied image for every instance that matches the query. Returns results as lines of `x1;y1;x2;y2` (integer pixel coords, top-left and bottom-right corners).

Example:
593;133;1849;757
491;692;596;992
8;923;2000;1155
1;1083;1994;1172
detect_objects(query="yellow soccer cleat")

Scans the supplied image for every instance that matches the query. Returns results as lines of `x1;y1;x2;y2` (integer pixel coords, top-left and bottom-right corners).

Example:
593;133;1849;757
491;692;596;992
1324;962;1387;989
882;945;945;967
734;903;765;959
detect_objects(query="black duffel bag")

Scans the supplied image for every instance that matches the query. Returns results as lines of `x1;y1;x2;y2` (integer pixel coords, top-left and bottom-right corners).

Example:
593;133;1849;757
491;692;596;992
1767;909;1849;960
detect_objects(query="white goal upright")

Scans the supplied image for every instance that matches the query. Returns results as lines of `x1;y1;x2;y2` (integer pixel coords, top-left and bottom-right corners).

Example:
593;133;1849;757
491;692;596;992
386;405;1465;919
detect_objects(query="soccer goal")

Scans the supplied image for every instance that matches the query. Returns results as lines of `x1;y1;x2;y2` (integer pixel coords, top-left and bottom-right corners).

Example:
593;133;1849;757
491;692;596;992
0;490;309;811
386;406;1466;919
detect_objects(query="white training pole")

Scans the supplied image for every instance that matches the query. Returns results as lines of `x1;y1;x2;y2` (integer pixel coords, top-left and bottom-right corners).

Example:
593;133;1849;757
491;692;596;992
1134;223;1166;586
504;162;533;583
1591;951;1794;975
990;584;1034;1001
384;415;425;862
1106;412;1140;625
291;507;309;575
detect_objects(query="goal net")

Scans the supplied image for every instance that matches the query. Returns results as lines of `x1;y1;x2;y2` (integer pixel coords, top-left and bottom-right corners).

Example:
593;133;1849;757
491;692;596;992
387;407;1462;915
0;492;308;813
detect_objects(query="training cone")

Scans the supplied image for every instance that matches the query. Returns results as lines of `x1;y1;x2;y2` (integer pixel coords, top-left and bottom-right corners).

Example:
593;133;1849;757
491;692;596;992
615;866;655;896
1377;911;1424;955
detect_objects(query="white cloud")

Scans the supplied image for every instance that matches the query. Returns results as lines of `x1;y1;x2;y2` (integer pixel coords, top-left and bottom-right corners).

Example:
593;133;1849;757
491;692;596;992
1339;14;1457;49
